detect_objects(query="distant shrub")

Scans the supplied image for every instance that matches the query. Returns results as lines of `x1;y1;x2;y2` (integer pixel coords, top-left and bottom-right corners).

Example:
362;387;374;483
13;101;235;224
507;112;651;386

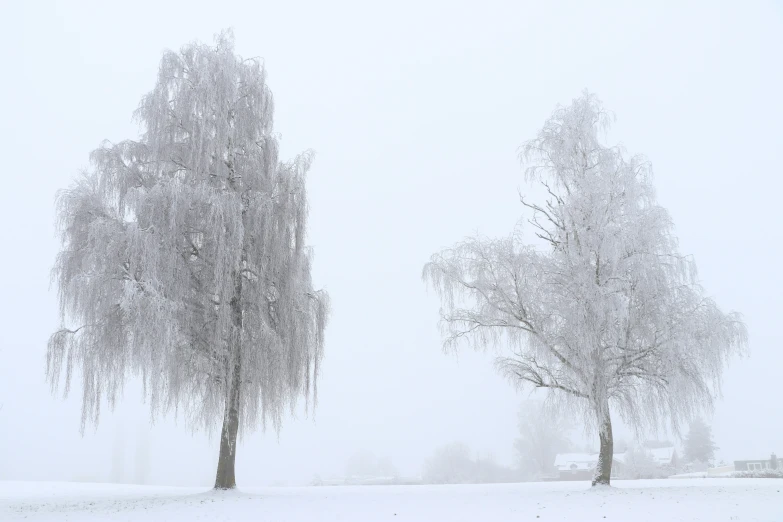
731;469;783;479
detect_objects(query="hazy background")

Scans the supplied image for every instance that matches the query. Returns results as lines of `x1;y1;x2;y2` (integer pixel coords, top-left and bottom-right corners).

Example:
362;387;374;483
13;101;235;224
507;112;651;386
1;0;781;486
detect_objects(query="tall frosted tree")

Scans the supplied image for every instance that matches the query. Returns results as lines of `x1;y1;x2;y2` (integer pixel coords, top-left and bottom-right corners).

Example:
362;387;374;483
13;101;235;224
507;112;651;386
423;92;747;486
48;31;329;489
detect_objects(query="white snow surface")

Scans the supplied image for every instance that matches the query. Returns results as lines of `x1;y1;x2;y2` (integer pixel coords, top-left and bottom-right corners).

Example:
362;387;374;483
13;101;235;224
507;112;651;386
1;479;781;521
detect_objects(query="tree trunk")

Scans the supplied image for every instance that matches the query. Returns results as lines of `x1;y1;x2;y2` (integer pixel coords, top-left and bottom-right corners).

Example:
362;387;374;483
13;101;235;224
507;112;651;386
215;276;244;490
214;354;241;489
592;409;613;486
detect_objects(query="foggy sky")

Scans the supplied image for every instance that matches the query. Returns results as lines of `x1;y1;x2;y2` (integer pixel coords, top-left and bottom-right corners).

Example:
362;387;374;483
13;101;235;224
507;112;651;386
1;0;781;486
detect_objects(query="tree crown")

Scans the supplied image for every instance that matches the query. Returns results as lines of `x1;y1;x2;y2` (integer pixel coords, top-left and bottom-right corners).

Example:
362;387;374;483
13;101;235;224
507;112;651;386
424;91;747;435
49;30;329;434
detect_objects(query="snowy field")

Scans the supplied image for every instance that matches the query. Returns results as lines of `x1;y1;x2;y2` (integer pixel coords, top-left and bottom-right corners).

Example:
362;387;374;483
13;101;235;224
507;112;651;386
1;479;781;522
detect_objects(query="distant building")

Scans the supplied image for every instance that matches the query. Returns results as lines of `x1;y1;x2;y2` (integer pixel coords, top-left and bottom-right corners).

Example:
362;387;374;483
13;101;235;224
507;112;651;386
553;446;678;481
553;453;626;481
648;446;679;469
734;453;778;472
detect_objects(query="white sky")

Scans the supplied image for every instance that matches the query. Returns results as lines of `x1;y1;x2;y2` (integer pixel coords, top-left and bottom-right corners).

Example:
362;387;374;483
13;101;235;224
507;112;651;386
0;0;781;486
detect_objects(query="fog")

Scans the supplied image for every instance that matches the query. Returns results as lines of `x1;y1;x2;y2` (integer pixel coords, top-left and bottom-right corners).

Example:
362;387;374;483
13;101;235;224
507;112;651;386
0;0;781;488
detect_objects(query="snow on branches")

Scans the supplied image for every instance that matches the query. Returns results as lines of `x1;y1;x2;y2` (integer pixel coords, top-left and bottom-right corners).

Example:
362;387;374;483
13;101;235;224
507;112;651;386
48;31;329;448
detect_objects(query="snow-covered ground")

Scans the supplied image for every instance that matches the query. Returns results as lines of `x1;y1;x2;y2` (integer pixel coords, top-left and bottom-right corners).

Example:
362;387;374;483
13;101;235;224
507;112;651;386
1;479;781;521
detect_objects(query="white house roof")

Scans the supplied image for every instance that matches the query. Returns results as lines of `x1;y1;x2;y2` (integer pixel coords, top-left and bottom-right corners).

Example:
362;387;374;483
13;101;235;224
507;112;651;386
554;453;595;466
649;447;676;465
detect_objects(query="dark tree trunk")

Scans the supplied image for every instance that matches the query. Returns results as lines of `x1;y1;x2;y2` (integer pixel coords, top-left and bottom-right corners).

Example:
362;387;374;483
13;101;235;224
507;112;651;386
592;409;613;486
214;354;241;489
215;277;244;490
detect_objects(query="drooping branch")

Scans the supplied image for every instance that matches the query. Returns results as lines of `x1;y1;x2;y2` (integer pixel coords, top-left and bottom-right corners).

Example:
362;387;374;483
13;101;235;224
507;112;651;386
496;356;588;399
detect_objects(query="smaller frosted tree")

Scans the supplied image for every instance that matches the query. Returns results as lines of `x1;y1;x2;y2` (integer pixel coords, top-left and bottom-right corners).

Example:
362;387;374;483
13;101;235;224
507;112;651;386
683;418;718;465
621;445;658;479
422;442;475;484
514;400;572;480
345;451;399;479
423;92;747;486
